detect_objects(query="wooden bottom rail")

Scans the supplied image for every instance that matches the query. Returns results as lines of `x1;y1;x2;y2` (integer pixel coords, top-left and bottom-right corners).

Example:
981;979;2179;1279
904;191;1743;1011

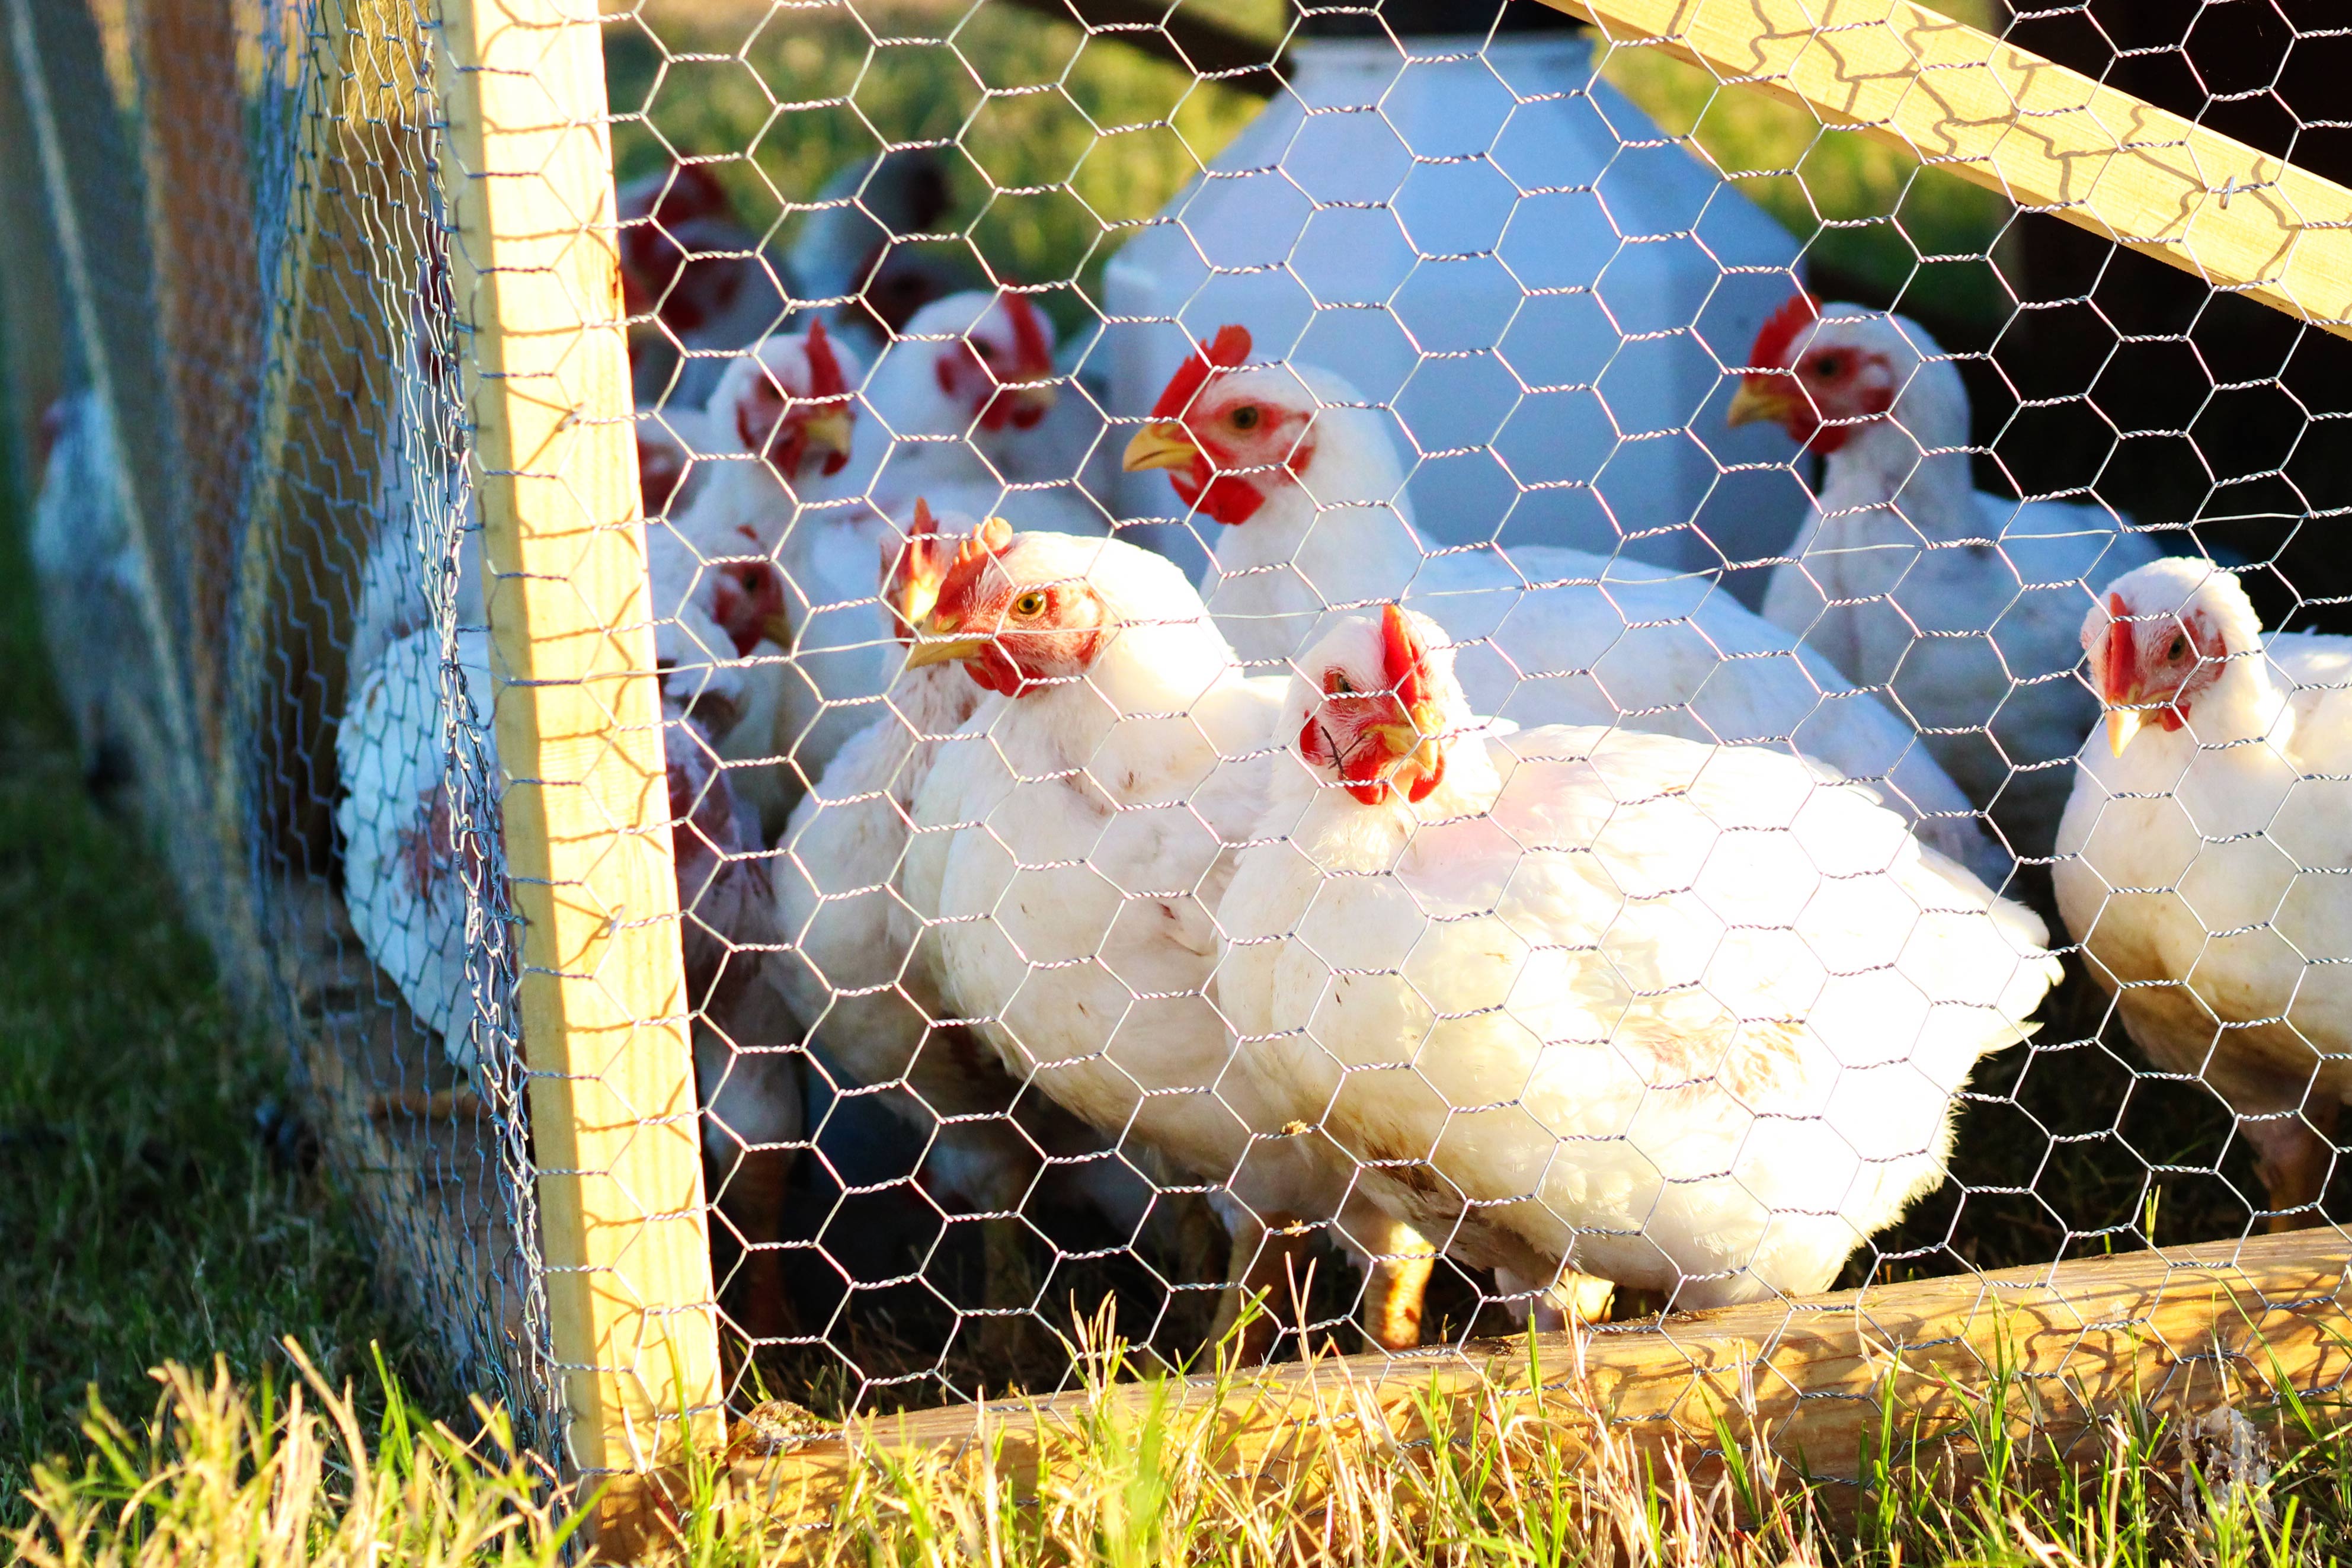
683;1230;2352;1550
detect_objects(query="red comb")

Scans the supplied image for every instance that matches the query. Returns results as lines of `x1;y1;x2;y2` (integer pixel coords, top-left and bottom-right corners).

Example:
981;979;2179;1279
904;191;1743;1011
1000;292;1054;380
952;516;1014;574
933;518;1017;623
1381;604;1432;709
804;318;847;401
1748;292;1822;375
1150;324;1252;420
2101;590;2137;702
882;498;945;617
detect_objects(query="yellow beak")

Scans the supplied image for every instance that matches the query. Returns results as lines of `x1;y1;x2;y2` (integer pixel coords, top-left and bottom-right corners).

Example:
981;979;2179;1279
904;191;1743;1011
1370;702;1448;788
1727;379;1799;430
2105;706;2147;757
802;410;855;459
1122;420;1199;473
759;610;793;651
904;611;986;670
1009;380;1058;420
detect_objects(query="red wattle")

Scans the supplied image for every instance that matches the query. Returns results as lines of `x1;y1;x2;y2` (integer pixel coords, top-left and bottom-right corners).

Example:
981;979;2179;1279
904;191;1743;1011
1172;458;1268;526
1404;752;1445;802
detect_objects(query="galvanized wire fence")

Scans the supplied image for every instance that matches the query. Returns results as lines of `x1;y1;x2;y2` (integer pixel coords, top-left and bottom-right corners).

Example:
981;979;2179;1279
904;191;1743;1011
14;0;2352;1534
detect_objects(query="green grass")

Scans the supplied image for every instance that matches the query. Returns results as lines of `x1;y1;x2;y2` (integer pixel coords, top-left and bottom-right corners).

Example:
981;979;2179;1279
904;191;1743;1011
600;1;2021;343
16;1309;2352;1566
604;0;1275;337
0;9;2331;1557
0;491;406;1517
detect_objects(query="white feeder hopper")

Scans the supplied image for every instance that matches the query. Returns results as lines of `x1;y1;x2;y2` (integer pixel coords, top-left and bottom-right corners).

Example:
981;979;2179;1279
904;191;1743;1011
1104;19;1809;585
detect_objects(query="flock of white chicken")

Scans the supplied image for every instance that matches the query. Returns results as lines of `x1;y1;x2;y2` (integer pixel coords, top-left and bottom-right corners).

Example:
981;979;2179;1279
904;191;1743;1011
284;153;2352;1355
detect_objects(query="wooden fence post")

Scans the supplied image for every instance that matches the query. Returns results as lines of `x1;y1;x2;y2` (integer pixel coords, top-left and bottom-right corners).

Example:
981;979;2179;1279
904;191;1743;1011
1536;0;2352;340
434;0;722;1548
132;0;259;776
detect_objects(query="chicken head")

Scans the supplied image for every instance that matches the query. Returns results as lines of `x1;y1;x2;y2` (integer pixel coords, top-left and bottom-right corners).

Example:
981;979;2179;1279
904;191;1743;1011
1292;604;1456;805
1121;324;1324;526
617;162;755;334
1729;293;1912;455
903;526;1118;696
912;290;1059;434
881;501;998;642
2084;557;2251;756
710;320;859;484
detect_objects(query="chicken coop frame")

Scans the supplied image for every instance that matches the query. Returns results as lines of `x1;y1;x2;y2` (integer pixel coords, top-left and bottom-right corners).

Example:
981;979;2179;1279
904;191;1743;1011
7;0;2352;1556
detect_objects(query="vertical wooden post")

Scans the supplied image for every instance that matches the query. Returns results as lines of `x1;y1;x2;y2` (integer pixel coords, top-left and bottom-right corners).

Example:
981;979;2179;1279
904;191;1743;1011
434;0;722;1545
132;0;258;768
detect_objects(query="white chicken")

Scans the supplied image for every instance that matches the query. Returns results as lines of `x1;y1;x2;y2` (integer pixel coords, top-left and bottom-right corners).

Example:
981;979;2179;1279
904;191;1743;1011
336;624;805;1333
336;627;498;1058
840;289;1109;536
2056;557;2352;1232
772;506;1166;1337
1216;606;2061;1314
1733;295;2166;856
897;529;1436;1352
660;322;869;830
1122;325;2005;887
28;389;146;785
677;303;1112;828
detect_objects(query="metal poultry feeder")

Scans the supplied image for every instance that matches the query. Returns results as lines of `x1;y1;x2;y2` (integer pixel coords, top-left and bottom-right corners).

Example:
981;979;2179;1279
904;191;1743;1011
1105;9;1806;580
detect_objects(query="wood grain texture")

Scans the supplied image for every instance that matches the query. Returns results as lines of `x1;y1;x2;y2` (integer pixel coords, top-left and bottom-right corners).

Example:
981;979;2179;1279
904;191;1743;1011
722;1230;2352;1540
1533;0;2352;340
433;0;721;1545
133;0;258;768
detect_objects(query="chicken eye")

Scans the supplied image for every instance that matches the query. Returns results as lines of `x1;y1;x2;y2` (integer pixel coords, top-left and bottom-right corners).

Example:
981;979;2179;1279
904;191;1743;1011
1012;590;1049;619
974;340;1000;362
1324;671;1353;696
1229;405;1262;432
1810;353;1845;380
2168;634;2189;661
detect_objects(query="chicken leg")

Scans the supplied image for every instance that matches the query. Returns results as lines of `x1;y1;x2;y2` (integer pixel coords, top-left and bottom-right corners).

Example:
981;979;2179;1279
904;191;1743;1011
1496;1265;1617;1329
2243;1098;2340;1233
1344;1205;1438;1352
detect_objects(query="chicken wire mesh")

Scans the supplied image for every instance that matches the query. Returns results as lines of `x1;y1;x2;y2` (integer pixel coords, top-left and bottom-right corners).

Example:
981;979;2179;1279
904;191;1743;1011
12;0;2352;1491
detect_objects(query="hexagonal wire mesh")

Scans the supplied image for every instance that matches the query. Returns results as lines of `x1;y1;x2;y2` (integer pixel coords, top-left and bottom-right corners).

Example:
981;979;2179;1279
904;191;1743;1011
15;0;2352;1496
